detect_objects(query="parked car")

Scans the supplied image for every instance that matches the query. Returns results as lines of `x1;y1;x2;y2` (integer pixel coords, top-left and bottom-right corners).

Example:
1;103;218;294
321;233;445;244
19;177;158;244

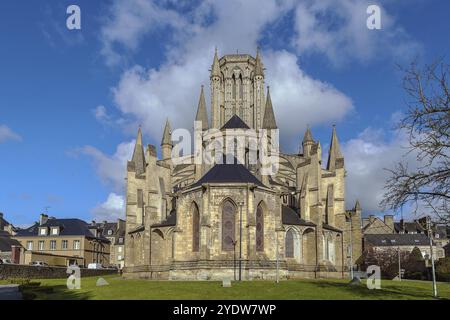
1;258;13;264
29;261;48;266
87;263;104;269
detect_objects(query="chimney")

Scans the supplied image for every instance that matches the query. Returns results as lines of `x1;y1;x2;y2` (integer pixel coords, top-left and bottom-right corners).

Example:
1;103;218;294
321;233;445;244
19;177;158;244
362;218;370;228
384;215;394;232
369;215;375;223
39;214;48;226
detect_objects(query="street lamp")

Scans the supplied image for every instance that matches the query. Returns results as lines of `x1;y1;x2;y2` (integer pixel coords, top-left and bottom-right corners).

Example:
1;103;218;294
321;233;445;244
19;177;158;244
232;240;237;281
237;201;245;281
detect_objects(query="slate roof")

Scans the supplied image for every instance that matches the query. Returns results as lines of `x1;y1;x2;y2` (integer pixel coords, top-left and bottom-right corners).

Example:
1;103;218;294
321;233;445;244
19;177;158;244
191;163;265;188
281;206;315;227
15;218;109;241
394;221;425;234
152;210;177;228
365;233;431;246
323;223;342;233
95;220;126;245
221;115;250;129
0;236;21;252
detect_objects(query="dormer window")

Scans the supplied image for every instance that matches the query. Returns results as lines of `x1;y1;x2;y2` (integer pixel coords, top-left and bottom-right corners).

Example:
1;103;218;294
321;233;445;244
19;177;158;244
51;227;59;235
39;228;47;236
108;230;113;236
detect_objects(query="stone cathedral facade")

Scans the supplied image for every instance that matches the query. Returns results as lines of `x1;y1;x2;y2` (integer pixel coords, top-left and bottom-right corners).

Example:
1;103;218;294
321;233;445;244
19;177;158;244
123;50;362;280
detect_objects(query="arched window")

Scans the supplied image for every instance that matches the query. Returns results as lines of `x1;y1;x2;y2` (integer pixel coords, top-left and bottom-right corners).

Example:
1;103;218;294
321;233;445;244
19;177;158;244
256;203;264;252
192;203;200;252
285;229;294;258
222;199;236;251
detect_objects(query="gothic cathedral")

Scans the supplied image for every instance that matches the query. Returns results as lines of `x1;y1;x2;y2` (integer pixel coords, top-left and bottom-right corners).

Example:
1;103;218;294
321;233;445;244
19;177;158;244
123;50;362;280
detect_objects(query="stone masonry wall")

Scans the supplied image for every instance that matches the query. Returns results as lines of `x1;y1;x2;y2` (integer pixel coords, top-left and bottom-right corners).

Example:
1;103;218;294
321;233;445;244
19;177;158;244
0;264;117;280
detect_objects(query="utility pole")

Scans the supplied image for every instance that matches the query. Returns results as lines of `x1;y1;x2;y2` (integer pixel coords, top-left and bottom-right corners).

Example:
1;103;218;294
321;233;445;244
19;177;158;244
275;232;279;284
426;216;438;298
238;201;244;281
398;246;402;281
349;212;354;280
232;240;237;281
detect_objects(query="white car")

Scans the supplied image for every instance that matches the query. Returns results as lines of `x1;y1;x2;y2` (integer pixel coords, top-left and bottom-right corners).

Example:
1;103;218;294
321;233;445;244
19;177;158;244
87;263;104;269
30;261;48;266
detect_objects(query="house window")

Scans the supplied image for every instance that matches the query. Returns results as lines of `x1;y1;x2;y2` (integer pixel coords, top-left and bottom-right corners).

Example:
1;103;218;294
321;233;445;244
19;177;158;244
256;203;264;252
38;241;45;251
118;237;123;244
39;228;47;236
192;203;200;252
62;240;68;249
73;240;81;250
222;200;236;251
118;246;122;253
51;228;58;235
50;240;56;250
108;230;113;236
26;241;33;250
118;255;122;260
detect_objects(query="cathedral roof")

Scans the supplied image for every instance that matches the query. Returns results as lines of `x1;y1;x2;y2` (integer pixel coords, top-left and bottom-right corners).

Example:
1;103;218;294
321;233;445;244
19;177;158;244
281;205;315;226
221;114;250;129
191;162;264;188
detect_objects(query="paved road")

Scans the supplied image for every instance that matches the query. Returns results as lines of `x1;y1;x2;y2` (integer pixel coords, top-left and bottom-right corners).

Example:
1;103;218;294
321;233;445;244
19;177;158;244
0;285;23;300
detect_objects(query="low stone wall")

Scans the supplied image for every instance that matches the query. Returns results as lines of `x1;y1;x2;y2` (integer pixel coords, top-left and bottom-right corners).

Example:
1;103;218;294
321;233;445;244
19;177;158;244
0;264;118;280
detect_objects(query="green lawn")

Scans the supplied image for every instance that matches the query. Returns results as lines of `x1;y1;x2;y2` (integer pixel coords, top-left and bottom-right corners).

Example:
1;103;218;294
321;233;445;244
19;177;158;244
3;276;450;300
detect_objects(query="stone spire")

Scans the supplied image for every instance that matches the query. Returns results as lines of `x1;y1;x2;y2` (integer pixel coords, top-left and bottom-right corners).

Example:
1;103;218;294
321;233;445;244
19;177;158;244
355;200;361;211
255;47;264;77
327;125;344;171
131;126;146;175
211;47;221;78
161;119;172;146
262;87;277;129
161;119;172;160
302;126;314;157
195;85;209;130
303;126;313;143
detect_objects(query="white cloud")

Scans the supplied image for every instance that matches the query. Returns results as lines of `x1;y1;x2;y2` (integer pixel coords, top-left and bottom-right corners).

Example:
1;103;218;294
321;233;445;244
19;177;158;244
265;50;353;148
92;105;111;123
108;0;355;149
92;192;125;221
100;0;190;66
78;140;135;192
342;127;417;213
0;125;22;143
293;0;421;66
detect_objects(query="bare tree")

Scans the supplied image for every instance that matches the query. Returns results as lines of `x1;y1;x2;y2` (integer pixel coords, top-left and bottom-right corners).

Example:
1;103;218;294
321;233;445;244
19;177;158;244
381;58;450;223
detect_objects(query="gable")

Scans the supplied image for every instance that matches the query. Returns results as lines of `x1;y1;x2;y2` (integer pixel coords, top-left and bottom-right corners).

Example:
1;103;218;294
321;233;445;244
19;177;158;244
364;218;393;234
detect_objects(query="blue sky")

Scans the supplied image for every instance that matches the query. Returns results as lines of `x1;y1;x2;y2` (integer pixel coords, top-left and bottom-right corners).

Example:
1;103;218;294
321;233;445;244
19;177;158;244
0;0;449;226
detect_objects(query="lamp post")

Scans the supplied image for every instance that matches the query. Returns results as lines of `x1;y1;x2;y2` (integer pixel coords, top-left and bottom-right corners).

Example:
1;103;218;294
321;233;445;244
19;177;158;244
232;240;237;281
237;201;245;281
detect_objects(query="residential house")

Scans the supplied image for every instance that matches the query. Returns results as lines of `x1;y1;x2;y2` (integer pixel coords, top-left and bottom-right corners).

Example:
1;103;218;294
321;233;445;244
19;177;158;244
13;214;110;267
95;219;125;269
0;213;21;263
362;215;445;260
